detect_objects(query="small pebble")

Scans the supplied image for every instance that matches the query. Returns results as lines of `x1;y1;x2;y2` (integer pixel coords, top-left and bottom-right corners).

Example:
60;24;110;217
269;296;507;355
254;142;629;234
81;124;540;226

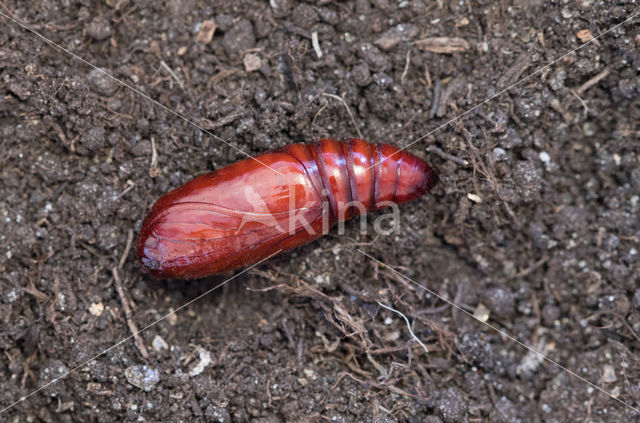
602;364;617;383
549;70;566;91
88;302;104;316
88;68;118;97
152;335;168;351
467;193;482;203
7;82;30;100
243;53;262;72
482;286;515;318
492;147;507;161
222;19;255;58
633;290;640;310
473;303;490;322
513;161;542;203
79;126;106;153
352;63;371;86
85;17;112;41
125;365;160;391
196;20;217;44
430;387;468;423
541;304;560;327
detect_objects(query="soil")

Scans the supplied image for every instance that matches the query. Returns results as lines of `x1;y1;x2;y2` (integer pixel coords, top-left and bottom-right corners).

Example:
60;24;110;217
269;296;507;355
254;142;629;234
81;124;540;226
1;0;639;422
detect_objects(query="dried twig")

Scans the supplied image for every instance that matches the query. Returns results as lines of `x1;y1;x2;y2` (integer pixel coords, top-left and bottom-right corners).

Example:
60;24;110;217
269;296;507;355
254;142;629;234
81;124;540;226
118;229;134;270
414;37;469;54
427;145;469;166
112;268;148;358
400;50;410;85
160;60;185;90
149;137;160;178
577;68;610;95
428;79;441;119
331;371;425;401
497;52;531;88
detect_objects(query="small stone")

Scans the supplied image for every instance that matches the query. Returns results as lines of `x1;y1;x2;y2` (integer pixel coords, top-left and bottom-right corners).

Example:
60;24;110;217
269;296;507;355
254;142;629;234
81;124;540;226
243;53;262;72
205;404;231;423
602;364;617;383
87;382;102;392
633;290;640;310
499;127;523;149
541;304;560;326
7;82;31;100
492;147;507;161
372;72;393;88
539;151;551;163
612;295;631;315
482;286;515;318
352;63;371;86
96;224;119;251
456;17;470;27
88;302;104;316
80;126;106;153
357;43;391;72
291;3;319;27
303;368;318;380
549;70;566;91
618;78;638;99
88;68;118;96
215;14;235;32
167;310;178;326
85;17;112;41
467;193;482;203
195;20;217;44
152;335;168;351
490;397;519;423
222;19;255;58
473;303;490;322
125;365;160;391
630;167;640;191
430;387;468;423
513;160;542;203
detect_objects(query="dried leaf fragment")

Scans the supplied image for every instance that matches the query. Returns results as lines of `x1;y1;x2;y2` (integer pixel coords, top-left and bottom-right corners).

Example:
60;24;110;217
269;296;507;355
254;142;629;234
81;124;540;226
414;37;470;54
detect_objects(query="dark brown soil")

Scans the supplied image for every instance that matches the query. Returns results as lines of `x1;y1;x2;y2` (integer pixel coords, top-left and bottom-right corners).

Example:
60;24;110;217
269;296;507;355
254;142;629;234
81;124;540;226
1;1;639;422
